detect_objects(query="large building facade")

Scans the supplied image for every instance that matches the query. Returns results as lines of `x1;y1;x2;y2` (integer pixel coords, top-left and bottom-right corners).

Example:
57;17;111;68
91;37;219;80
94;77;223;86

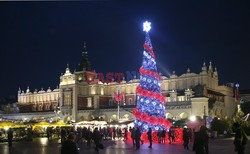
7;44;237;122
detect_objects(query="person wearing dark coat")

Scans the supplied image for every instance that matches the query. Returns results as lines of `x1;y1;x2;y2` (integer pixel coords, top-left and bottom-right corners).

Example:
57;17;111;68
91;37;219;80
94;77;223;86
195;126;209;154
7;128;13;147
171;129;175;143
183;128;190;150
86;128;92;148
157;130;161;143
118;128;122;139
131;127;136;146
61;128;66;143
61;132;79;154
93;128;101;152
147;128;152;148
233;122;248;154
124;128;128;141
135;128;141;150
193;130;199;151
162;129;166;144
168;129;172;144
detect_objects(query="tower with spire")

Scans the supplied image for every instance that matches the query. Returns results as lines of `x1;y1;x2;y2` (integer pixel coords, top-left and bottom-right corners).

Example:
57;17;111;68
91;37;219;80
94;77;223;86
208;61;214;77
200;62;208;75
78;42;92;72
213;67;218;78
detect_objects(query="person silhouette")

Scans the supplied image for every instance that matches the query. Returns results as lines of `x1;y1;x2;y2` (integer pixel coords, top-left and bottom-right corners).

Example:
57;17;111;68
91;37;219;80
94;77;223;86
147;128;152;148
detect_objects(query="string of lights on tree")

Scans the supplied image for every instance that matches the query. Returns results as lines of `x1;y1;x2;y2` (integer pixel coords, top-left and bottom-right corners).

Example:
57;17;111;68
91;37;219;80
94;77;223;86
133;21;171;132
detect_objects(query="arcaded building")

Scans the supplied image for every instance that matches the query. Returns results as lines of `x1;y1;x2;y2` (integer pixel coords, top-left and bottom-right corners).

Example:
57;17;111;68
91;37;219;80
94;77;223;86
10;44;237;122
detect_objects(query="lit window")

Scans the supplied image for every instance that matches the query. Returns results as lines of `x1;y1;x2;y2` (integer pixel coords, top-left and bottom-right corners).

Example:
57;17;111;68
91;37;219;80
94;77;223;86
87;98;92;107
129;98;132;105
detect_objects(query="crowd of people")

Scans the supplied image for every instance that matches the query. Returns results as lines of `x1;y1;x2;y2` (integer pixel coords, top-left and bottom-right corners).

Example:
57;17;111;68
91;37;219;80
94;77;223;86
60;123;248;154
60;127;103;153
60;126;130;153
2;122;248;154
129;126;179;150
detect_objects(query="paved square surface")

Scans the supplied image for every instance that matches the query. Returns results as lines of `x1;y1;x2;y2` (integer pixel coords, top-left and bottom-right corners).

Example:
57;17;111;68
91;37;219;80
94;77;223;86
0;137;249;154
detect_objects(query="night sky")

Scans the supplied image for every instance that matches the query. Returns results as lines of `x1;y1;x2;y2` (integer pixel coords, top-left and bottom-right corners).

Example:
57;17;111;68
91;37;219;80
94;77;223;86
0;1;250;100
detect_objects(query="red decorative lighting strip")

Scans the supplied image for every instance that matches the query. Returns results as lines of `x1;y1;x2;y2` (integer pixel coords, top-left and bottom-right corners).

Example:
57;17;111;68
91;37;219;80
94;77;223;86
139;67;161;81
144;43;155;58
132;108;171;128
136;86;166;104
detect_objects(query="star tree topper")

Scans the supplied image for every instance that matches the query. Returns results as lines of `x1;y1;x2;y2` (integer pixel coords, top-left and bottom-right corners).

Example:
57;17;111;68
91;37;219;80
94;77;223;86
143;21;151;33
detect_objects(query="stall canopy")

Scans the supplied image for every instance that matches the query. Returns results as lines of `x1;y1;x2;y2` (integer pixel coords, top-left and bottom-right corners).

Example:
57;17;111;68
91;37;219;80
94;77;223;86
75;120;107;126
51;121;71;127
33;121;51;128
0;121;26;128
108;120;134;128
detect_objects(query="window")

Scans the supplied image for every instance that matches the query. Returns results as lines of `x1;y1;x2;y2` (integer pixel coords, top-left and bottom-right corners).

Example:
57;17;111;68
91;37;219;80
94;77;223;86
65;94;71;105
129;98;132;105
187;94;191;101
109;99;113;106
39;105;42;111
87;98;92;107
32;105;36;111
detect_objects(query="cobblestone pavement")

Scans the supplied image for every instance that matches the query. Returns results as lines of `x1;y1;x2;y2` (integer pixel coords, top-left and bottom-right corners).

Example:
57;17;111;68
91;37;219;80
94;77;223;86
0;137;249;154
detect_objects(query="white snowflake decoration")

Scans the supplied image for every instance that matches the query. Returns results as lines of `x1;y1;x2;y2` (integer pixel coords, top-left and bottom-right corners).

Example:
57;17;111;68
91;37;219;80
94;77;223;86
140;98;144;102
152;101;156;106
143;21;151;33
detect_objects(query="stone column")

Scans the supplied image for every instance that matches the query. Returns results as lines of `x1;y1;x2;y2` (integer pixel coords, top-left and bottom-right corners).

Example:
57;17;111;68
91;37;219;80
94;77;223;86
72;86;78;122
93;95;99;109
59;88;63;107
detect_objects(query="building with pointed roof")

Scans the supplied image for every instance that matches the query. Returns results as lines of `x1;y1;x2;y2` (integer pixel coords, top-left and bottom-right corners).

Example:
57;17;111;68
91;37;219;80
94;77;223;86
1;44;238;123
78;42;92;72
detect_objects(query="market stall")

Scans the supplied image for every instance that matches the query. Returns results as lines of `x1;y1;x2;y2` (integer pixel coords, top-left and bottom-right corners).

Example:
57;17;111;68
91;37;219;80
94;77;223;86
0;121;28;141
75;120;107;130
51;121;71;127
0;121;26;129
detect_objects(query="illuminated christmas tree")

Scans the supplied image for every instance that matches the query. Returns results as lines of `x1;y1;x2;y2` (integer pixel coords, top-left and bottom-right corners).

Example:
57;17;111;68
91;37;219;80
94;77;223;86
133;21;171;132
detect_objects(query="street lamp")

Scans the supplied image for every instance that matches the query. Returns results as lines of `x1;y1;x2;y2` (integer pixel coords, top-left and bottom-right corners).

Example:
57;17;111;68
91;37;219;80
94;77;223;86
114;85;124;121
189;115;196;122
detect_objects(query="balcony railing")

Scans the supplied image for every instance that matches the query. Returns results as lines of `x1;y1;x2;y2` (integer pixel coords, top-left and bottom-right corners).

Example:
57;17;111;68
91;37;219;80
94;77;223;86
165;101;191;106
78;106;94;110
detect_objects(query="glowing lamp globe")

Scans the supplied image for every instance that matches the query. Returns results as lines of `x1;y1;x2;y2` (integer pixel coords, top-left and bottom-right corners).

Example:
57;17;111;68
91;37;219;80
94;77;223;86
189;115;196;122
235;83;239;88
143;21;151;33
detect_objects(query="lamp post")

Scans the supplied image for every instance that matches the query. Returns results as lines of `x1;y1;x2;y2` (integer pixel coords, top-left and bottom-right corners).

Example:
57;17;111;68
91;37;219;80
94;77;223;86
114;85;124;121
117;85;121;120
235;83;240;101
